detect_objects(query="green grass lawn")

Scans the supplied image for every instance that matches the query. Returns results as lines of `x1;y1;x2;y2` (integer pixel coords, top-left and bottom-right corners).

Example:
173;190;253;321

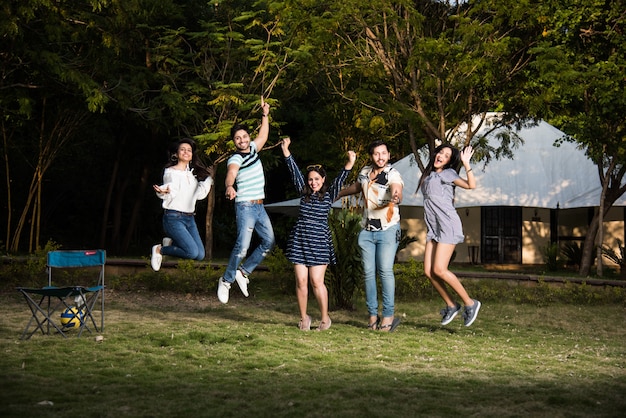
1;272;625;417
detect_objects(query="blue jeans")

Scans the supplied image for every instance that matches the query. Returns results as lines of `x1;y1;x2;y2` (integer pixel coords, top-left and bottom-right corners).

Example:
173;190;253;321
161;211;205;261
224;201;275;283
358;223;400;318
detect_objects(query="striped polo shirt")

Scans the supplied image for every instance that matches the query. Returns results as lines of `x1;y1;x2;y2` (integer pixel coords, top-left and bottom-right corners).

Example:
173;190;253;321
228;142;265;202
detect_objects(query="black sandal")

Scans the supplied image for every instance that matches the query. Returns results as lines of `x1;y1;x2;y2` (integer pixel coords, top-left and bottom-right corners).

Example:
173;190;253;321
367;316;380;330
379;317;401;332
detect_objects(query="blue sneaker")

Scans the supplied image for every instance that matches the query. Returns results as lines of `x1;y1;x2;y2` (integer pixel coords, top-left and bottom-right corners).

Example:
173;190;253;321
440;302;462;325
462;299;482;327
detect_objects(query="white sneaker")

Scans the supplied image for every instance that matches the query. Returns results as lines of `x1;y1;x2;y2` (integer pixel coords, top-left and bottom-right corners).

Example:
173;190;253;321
235;269;249;297
151;245;162;271
217;277;231;304
162;237;173;247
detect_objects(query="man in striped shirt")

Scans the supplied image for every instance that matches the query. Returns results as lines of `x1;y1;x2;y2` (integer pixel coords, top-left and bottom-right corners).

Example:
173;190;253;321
218;98;275;304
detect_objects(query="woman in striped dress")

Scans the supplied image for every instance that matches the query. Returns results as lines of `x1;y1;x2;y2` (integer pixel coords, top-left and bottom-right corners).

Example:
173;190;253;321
280;137;356;331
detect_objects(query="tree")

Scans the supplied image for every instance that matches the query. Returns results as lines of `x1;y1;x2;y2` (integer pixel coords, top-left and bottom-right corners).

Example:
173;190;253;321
0;1;107;252
527;0;626;276
184;1;308;257
272;0;545;174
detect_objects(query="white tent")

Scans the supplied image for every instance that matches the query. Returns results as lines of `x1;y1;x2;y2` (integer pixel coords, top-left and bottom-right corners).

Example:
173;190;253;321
399;117;626;208
266;116;626;213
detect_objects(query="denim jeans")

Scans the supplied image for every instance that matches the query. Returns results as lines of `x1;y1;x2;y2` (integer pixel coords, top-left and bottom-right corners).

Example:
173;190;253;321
161;211;205;261
224;201;275;283
358;223;400;318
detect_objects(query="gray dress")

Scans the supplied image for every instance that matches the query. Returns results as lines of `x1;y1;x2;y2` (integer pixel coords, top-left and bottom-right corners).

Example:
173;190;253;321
421;168;464;244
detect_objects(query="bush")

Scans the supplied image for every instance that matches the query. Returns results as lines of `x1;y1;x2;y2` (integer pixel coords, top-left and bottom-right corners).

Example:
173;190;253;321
602;239;626;275
562;241;596;270
394;258;433;299
327;209;363;310
264;246;293;293
123;260;220;294
541;243;562;271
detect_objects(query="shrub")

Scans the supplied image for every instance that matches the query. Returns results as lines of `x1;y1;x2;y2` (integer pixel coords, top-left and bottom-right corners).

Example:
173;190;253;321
264;246;293;293
562;241;596;270
327;209;363;310
394;258;433;299
541;243;561;271
602;239;626;274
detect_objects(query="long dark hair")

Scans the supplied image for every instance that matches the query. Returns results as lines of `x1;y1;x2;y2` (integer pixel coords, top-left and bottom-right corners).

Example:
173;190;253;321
417;143;461;192
301;165;328;202
165;138;212;181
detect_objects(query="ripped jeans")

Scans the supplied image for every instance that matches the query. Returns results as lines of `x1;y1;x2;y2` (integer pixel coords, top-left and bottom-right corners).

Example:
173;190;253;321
223;201;275;283
358;223;400;318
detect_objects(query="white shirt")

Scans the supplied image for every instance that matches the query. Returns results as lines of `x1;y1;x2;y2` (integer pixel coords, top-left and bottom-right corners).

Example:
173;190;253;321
157;166;213;213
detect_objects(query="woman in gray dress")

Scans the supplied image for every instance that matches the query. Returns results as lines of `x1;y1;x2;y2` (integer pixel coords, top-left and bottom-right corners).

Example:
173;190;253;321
418;143;481;327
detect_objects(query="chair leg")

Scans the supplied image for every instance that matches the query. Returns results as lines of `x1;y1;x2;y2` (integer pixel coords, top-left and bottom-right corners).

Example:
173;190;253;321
19;291;68;339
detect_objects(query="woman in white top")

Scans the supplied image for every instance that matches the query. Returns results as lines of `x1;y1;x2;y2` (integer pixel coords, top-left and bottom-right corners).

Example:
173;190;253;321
150;138;213;271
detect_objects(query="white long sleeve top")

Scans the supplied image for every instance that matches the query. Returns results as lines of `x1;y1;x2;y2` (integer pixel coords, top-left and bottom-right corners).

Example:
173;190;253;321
156;166;213;213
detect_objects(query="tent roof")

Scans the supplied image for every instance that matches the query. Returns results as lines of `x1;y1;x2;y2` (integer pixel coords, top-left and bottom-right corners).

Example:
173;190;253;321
266;116;626;213
400;117;626;209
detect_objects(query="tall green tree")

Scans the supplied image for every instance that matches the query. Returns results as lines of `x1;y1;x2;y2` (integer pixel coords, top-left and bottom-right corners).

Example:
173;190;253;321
1;0;217;254
292;1;540;156
1;1;108;252
527;0;626;276
182;1;310;257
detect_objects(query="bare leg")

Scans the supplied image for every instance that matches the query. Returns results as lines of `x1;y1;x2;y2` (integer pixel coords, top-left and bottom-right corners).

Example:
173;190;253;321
294;264;309;321
308;265;330;323
368;315;379;329
429;241;473;306
424;240;456;306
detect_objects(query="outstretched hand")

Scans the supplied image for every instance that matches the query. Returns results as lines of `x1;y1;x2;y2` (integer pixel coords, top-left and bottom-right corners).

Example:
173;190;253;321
346;150;357;170
280;137;291;157
260;96;270;116
461;145;474;165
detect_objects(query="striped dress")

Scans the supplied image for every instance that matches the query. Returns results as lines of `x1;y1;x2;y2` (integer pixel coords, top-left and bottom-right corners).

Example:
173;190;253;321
284;155;350;266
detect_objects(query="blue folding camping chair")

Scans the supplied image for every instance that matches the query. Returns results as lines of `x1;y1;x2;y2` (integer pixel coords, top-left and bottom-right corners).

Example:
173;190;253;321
17;249;105;339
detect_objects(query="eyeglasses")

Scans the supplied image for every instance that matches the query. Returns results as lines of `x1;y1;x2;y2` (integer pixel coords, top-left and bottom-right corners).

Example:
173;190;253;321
307;164;322;171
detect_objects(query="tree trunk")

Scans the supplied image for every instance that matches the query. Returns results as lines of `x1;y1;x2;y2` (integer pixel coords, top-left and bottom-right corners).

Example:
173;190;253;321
579;215;599;276
100;148;121;249
122;163;150;253
111;177;129;254
2;122;12;250
205;186;215;260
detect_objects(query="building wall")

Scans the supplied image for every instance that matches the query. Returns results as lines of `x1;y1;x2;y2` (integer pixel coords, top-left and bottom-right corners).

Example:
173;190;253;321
522;207;551;264
396;205;625;265
397;206;482;264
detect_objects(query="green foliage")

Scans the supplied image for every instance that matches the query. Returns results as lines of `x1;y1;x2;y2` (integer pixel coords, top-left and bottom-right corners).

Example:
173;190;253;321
121;261;221;294
528;1;626;275
561;241;597;270
602;239;626;267
0;240;60;287
541;243;562;271
393;258;434;299
327;209;363;310
468;277;626;306
561;241;583;268
263;246;293;293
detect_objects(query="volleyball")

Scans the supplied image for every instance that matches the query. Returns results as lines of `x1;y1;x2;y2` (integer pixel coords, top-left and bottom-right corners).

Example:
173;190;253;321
60;307;84;328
